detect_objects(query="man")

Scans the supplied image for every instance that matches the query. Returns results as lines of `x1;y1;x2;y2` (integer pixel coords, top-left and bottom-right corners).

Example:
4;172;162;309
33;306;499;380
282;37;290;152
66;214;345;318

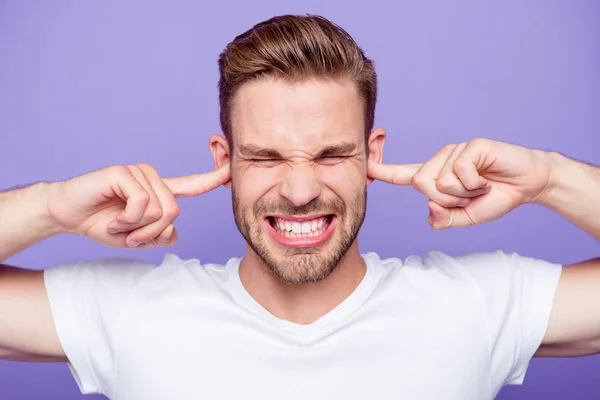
0;14;598;400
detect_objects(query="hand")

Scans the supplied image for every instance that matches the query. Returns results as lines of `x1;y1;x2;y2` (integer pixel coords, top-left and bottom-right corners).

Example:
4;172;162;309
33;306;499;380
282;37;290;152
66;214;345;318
368;138;552;229
46;163;231;248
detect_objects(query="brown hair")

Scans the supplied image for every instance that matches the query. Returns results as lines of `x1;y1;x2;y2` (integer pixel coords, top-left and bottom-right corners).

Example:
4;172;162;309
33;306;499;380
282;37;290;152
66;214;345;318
218;14;377;148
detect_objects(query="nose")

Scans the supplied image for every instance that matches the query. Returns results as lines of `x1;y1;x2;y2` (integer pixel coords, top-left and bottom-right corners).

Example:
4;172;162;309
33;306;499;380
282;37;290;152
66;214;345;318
278;165;322;207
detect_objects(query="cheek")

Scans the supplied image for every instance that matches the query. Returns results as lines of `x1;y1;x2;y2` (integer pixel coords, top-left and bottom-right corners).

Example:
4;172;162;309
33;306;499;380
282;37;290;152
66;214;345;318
234;166;280;202
319;162;365;193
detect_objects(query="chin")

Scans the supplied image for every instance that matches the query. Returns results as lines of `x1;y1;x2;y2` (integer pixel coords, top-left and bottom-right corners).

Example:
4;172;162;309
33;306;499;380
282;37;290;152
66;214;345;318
264;252;340;285
258;228;350;285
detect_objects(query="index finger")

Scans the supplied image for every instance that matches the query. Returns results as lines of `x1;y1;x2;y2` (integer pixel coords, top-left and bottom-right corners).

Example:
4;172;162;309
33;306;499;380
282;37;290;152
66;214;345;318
164;163;231;198
368;161;423;186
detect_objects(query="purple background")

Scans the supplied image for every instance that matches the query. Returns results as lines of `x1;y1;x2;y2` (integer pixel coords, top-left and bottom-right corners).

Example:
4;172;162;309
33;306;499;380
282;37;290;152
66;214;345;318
1;0;599;398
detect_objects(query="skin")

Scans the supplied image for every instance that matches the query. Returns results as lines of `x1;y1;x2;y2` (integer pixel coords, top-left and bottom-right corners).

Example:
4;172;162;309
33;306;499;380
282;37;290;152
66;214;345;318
208;78;381;323
0;76;599;364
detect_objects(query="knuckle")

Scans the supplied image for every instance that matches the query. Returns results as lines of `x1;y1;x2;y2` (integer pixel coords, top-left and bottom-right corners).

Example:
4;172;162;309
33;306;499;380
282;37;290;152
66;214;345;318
462;180;480;191
452;158;470;172
145;206;163;221
136;190;151;205
435;178;454;193
411;174;427;190
137;163;157;175
469;137;488;147
442;144;457;153
164;203;180;219
112;165;131;176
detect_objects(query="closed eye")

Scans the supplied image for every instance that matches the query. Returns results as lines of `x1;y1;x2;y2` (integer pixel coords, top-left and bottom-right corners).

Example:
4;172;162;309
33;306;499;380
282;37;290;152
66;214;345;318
317;155;348;165
248;158;284;167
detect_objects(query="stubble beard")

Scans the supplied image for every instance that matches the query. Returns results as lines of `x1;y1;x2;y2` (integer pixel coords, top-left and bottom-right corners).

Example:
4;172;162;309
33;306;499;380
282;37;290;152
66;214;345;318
232;187;367;285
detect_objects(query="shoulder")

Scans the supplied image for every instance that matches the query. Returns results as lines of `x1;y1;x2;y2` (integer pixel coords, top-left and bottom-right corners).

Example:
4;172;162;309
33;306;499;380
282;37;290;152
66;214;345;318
44;253;235;293
363;249;561;289
363;249;513;275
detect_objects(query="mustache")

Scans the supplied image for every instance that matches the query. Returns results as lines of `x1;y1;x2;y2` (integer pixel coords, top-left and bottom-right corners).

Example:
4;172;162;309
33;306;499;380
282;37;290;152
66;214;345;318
253;197;346;217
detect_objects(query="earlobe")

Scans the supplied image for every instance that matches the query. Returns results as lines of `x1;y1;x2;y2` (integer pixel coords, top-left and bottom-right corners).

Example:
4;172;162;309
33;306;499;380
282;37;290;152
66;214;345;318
209;134;232;188
367;128;386;185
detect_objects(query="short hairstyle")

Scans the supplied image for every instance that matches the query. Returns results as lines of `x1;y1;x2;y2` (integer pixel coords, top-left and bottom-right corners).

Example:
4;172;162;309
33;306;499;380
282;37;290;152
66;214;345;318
218;14;378;148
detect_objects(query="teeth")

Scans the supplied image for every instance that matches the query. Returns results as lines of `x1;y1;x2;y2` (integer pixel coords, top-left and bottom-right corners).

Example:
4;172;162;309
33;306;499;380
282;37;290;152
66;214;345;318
280;227;325;238
291;222;302;233
301;222;311;233
273;216;330;236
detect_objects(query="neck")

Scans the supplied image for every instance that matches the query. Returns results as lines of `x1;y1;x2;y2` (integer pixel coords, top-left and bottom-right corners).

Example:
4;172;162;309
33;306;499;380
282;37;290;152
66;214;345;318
238;241;367;325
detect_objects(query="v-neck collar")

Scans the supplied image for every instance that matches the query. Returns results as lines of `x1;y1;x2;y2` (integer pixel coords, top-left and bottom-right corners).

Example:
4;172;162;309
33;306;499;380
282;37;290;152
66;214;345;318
225;254;379;337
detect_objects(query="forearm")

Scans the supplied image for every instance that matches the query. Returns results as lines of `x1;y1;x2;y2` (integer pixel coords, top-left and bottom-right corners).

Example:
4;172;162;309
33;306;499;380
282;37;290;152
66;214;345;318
0;183;60;262
536;151;600;241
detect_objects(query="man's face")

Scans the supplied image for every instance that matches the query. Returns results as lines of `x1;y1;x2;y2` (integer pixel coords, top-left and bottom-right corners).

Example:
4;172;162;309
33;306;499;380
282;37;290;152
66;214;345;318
229;77;369;285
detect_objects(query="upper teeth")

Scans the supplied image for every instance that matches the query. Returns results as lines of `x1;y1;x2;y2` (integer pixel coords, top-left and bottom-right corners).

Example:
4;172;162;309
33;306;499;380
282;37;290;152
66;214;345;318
275;217;327;233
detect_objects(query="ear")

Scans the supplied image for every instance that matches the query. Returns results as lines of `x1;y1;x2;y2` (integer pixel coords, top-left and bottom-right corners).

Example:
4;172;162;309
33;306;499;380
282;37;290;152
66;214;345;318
366;127;386;185
209;134;232;188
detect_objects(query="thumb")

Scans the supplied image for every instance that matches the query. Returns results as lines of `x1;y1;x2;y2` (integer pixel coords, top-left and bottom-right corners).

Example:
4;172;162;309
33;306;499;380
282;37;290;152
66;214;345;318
427;200;475;230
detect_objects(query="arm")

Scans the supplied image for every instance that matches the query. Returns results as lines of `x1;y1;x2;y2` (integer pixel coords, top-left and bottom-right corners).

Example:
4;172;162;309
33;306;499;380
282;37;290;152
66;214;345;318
0;163;230;362
0;183;66;361
368;138;600;358
534;152;600;356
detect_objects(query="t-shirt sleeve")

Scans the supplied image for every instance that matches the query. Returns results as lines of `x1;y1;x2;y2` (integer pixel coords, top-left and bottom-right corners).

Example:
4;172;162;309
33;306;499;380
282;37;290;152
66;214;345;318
448;250;562;387
44;258;156;395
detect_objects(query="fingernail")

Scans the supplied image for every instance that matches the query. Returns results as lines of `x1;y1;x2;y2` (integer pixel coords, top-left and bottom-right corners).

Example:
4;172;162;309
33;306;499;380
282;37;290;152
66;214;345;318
129;240;140;248
429;207;440;217
457;199;469;207
108;227;119;234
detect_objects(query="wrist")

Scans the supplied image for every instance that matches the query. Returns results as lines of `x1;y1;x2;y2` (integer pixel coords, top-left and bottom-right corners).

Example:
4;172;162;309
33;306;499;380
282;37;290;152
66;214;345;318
32;182;67;237
532;150;563;207
531;150;600;241
534;150;598;209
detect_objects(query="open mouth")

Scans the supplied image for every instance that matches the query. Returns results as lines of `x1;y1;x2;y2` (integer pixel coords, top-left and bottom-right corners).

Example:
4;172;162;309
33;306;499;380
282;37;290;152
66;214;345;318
265;215;336;248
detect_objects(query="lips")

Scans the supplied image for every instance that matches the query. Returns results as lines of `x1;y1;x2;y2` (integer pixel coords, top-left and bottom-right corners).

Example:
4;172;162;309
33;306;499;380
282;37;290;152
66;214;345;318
265;215;336;248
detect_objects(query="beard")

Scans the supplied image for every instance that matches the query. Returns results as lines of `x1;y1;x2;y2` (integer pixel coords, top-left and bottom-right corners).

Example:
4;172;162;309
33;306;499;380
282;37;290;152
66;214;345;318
232;186;367;285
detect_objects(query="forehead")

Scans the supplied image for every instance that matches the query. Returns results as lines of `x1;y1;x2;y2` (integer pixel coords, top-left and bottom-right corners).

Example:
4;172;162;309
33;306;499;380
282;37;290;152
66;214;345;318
230;77;365;152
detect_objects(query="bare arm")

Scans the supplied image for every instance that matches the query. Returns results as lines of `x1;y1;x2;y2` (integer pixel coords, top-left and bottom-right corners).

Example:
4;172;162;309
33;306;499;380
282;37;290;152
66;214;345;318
368;139;600;358
0;183;66;361
0;163;230;362
535;152;600;356
0;183;62;262
0;265;66;361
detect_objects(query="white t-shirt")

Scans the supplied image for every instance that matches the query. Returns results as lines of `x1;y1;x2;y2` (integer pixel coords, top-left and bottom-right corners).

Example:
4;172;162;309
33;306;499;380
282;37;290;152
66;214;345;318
44;250;562;400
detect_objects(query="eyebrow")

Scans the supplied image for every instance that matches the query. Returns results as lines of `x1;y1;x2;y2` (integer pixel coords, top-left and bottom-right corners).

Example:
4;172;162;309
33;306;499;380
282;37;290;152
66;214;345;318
238;142;358;159
238;144;284;159
314;142;357;158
